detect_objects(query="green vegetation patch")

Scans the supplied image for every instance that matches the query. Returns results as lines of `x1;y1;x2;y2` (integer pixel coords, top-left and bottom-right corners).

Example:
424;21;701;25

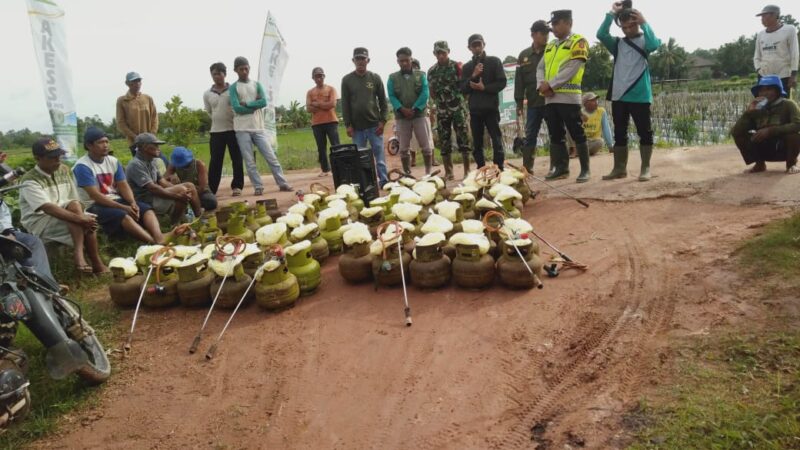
737;212;800;284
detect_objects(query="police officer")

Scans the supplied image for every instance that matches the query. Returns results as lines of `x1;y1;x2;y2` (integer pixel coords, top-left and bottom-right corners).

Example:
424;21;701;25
537;10;591;182
428;41;472;179
515;20;551;172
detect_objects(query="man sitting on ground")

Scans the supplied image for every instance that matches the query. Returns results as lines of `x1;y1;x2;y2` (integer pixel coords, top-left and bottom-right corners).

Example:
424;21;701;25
18;137;107;274
165;146;217;211
731;75;800;174
73;126;164;244
580;92;614;156
125;133;203;224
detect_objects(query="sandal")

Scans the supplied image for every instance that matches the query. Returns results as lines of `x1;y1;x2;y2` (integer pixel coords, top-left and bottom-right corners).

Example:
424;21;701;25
232;188;242;197
77;264;93;274
254;187;264;196
787;165;800;174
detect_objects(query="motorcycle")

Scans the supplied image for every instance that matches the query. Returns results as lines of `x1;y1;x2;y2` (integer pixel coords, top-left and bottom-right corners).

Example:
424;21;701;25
0;221;111;385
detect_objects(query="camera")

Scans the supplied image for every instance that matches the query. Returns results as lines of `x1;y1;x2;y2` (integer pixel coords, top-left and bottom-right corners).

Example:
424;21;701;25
0;165;24;189
621;0;632;8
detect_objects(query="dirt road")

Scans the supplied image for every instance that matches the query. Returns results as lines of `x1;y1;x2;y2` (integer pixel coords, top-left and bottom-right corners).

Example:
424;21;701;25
41;145;797;449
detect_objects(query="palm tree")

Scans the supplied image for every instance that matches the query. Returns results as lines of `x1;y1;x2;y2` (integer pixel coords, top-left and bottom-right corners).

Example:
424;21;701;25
653;37;688;80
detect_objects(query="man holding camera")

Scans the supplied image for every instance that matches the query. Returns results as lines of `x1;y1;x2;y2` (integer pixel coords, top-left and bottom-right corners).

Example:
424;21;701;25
598;1;661;181
537;10;590;182
18;137;106;274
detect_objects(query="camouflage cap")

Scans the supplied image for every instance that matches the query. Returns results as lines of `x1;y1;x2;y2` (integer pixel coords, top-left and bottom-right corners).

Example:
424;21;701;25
433;40;450;53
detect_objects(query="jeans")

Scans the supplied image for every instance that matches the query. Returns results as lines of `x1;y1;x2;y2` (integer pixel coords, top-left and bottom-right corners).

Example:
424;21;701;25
353;126;388;185
611;102;653;147
13;231;54;281
311;122;340;173
470;109;505;170
235;130;290;189
208;131;244;193
524;106;546;150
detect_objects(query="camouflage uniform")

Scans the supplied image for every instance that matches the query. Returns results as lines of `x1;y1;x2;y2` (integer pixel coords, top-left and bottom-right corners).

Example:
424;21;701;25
427;46;471;158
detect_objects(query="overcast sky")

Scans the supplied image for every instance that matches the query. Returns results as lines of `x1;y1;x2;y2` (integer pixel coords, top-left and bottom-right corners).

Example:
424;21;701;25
0;0;787;133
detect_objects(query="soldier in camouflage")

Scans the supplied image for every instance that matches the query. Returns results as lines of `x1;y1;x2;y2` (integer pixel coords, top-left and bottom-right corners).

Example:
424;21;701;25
427;40;471;179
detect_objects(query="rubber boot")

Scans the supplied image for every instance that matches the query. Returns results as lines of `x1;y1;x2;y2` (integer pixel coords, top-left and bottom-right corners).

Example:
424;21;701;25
443;153;454;181
410;150;417;167
423;153;433;175
638;145;653;181
522;146;535;173
545;143;569;180
401;154;412;175
575;142;591;183
602;146;629;180
461;151;471;178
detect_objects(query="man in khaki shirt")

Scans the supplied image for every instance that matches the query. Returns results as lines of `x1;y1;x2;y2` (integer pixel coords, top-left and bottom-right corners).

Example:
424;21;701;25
116;71;158;153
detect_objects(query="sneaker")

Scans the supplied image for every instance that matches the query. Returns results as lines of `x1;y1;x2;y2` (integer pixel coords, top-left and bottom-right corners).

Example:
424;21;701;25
231;188;242;197
254;187;264;196
279;185;294;192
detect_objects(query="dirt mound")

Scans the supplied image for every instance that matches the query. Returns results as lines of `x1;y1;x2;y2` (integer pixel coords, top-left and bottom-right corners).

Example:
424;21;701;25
38;146;794;449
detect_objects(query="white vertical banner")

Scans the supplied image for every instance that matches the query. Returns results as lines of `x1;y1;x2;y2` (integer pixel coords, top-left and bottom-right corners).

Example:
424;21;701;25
257;11;289;149
26;0;78;158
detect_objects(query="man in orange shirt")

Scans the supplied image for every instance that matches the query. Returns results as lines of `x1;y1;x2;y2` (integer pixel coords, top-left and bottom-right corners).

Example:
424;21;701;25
306;67;341;177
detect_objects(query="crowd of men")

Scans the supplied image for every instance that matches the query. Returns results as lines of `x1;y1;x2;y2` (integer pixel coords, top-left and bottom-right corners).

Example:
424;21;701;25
4;3;798;278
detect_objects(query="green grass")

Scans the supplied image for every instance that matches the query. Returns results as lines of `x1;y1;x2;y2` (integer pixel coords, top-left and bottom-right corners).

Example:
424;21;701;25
628;212;800;449
0;276;120;449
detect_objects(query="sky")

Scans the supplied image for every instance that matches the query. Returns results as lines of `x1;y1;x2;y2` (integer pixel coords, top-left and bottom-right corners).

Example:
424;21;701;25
0;0;786;133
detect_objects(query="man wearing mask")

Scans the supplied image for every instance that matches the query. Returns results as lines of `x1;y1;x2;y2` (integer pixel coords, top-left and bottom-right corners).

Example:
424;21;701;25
460;34;508;170
754;4;799;98
515;20;551;172
537;10;590;182
341;47;389;186
388;47;434;175
116;71;158;154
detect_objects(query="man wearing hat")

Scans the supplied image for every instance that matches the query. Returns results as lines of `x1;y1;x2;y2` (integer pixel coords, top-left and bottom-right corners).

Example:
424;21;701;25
125;133;203;224
306;67;340;177
731;75;800;174
165;146;217;211
230;56;293;195
754;5;798;98
388;47;435;175
341;47;389;186
515;20;551;172
18;137;107;274
597;3;661;181
73;126;164;244
428;40;471;179
537;10;591;182
460;34;508;170
116;71;159;152
580;92;614;156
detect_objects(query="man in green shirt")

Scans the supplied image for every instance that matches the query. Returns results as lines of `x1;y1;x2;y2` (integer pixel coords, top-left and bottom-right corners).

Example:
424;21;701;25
388;47;434;175
515;20;550;172
341;47;389;186
731;75;800;174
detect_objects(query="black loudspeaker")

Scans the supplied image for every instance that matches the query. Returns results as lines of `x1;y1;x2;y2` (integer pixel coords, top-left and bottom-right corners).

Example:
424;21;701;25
329;144;379;206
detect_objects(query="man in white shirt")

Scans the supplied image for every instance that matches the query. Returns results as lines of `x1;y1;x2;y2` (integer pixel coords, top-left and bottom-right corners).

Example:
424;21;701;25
754;4;799;98
204;62;244;196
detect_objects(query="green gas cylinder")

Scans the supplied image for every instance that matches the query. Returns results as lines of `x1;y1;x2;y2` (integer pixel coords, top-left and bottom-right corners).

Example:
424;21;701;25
497;239;544;290
254;203;273;227
255;255;300;310
320;215;344;255
197;214;221;244
226;214;255;243
176;258;214;307
285;241;321;295
209;264;253;309
142;264;179;308
109;268;144;308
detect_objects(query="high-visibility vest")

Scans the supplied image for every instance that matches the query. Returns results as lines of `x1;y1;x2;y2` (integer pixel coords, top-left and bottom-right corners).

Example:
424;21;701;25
544;33;587;95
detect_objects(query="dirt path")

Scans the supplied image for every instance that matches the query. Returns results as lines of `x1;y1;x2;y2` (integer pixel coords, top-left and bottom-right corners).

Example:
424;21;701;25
39;145;796;449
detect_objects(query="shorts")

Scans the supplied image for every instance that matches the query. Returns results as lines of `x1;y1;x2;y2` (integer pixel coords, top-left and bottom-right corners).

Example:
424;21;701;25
152;196;177;216
87;199;154;236
31;215;72;247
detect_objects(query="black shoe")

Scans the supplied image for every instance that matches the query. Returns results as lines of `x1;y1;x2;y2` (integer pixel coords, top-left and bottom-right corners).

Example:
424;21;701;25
545;167;569;180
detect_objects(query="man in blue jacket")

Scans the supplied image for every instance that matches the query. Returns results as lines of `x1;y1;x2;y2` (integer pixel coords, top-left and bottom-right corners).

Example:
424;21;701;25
597;2;661;181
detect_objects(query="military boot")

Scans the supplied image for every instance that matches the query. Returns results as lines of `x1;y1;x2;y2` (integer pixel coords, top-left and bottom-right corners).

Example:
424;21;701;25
442;153;455;181
410;150;417;167
423;153;433;175
522;145;535;173
545;143;569;180
401;154;412;175
602;146;629;180
461;151;471;178
639;145;653;181
575;141;591;183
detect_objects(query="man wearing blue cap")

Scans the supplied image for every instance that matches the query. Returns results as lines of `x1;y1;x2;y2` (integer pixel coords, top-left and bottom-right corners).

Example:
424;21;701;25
73;126;164;244
731;75;800;174
116;72;158;151
165;147;217;211
18;137;107;274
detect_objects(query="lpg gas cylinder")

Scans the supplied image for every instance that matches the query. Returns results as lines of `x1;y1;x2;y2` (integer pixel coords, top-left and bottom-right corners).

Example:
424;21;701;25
209;264;253;309
359;207;385;238
339;242;373;283
142;263;179;308
215;206;233;233
242;248;266;278
226;214;255;243
285;240;321;295
410;237;451;289
320;215;344;255
258;199;283;222
497;239;544;290
291;224;329;263
451;242;495;289
255;255;300;310
198;214;221;244
176;256;214;307
254;203;273;227
109;259;143;308
371;223;412;288
245;209;261;234
452;193;477;220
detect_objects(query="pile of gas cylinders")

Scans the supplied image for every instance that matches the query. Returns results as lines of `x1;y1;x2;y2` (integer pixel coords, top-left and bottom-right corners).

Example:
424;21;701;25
108;165;544;313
